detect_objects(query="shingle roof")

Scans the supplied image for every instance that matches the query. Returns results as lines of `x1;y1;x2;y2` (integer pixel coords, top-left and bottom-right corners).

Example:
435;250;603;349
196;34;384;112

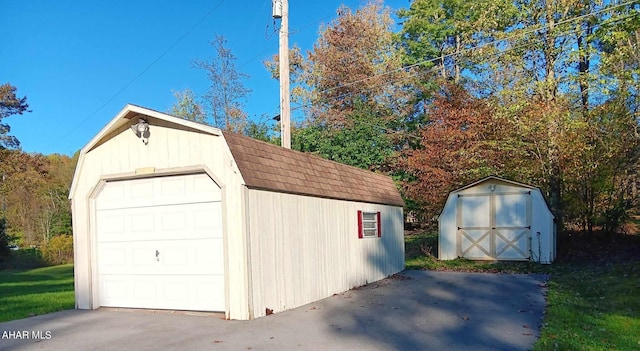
222;131;404;207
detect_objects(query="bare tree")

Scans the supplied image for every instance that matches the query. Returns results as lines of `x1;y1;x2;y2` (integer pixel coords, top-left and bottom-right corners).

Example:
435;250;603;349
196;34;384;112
193;35;251;131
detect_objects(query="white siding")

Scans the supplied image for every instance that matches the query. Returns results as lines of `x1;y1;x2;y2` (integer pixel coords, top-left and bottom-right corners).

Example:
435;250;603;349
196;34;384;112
438;178;555;264
246;190;404;318
71;122;251;320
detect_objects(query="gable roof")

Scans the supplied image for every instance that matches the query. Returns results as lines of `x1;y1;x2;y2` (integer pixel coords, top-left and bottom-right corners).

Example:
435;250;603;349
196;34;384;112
223;131;404;207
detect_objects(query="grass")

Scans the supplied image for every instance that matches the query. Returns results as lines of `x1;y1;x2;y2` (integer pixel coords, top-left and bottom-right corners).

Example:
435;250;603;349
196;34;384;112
405;231;640;351
0;264;75;322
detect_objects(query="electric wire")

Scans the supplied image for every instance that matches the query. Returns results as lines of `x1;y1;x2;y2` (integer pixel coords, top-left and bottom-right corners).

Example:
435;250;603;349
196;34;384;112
285;4;638;138
288;1;639;116
43;1;225;153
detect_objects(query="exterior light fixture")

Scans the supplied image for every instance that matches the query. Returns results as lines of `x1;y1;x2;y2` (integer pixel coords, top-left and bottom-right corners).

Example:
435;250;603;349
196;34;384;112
130;118;150;145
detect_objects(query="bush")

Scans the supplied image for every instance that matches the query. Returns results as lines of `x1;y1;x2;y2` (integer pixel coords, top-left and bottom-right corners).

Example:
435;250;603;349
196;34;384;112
41;235;74;265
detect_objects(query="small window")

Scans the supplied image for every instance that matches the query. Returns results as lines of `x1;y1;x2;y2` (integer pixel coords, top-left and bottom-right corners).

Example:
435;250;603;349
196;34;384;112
358;210;381;238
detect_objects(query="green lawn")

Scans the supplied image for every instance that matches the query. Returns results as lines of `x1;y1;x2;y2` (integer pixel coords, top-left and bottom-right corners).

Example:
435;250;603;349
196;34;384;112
406;231;640;351
0;264;75;322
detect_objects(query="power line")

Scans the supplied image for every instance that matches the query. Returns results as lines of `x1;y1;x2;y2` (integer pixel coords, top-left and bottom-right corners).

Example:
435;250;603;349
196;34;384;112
44;1;225;153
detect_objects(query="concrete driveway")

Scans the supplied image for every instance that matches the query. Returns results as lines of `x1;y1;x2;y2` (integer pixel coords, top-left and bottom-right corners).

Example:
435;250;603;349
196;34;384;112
0;270;548;351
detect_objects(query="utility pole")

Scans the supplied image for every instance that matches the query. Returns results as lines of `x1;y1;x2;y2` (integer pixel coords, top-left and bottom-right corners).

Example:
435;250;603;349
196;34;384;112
274;0;291;149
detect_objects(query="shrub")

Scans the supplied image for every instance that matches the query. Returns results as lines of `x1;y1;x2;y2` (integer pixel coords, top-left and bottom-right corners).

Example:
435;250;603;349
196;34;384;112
41;235;74;265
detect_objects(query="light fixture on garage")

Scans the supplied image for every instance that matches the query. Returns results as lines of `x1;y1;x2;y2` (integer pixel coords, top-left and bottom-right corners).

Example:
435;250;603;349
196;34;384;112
130;118;150;145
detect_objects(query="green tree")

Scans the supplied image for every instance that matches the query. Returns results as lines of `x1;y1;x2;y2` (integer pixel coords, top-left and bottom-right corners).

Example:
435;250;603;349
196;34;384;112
294;99;395;171
0;83;30;149
397;0;516;83
168;89;207;124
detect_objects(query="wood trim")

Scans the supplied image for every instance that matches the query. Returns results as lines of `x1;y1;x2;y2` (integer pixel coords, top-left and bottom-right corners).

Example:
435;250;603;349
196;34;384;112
357;210;363;239
376;211;382;237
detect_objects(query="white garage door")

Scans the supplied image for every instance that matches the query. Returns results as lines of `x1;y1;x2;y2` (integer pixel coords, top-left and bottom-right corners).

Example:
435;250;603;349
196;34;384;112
95;173;225;311
457;192;531;261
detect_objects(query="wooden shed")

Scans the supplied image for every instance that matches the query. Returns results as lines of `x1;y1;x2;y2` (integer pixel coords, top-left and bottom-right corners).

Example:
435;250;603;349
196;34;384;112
69;104;405;320
438;176;555;264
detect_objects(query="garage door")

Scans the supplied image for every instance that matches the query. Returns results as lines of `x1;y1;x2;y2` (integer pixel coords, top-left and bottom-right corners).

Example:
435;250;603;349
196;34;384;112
95;173;224;311
457;192;531;261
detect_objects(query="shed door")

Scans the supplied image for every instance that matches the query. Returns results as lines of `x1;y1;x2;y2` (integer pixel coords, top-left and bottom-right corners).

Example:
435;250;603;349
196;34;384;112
95;173;225;311
457;191;531;261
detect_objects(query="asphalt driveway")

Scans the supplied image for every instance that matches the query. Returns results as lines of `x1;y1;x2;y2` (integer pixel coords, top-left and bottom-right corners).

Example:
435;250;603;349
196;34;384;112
0;270;548;351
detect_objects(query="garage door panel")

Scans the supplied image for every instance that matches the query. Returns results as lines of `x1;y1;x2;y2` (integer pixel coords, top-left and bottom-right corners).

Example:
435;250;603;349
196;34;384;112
97;202;222;243
100;275;224;311
96;174;221;210
96;174;224;312
99;238;223;276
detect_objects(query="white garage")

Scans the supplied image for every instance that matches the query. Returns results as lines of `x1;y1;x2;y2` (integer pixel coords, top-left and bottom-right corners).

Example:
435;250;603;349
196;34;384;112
438;176;556;264
70;104;405;320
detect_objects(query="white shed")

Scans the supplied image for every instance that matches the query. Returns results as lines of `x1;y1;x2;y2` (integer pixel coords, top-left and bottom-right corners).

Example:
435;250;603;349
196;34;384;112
438;176;555;264
69;104;405;320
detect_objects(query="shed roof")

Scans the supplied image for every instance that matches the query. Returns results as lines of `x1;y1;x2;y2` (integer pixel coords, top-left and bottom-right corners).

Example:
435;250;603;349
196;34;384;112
454;176;537;192
223;131;404;207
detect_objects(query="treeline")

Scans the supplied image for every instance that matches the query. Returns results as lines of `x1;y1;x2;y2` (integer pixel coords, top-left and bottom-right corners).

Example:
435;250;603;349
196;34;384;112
0;150;76;264
253;0;640;232
0;83;76;265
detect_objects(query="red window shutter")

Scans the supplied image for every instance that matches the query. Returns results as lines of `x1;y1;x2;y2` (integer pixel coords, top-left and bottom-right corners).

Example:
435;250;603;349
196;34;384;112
377;211;382;237
357;210;363;239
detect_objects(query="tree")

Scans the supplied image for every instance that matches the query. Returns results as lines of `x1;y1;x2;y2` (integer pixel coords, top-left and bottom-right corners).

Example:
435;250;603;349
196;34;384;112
168;89;207;124
294;99;395;171
403;83;503;223
194;35;251;132
397;0;516;84
0;83;30;149
302;1;411;127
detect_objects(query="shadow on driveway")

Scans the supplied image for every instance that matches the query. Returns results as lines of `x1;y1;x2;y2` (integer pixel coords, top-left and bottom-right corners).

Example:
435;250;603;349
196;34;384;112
0;270;547;351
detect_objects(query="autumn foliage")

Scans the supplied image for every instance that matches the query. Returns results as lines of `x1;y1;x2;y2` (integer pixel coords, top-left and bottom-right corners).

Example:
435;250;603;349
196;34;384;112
403;83;502;218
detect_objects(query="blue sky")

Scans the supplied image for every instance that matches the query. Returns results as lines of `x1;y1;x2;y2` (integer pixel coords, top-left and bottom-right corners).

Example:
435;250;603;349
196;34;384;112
1;0;408;156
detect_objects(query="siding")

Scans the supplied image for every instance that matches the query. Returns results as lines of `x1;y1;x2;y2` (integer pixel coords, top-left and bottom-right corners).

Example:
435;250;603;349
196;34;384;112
246;189;404;318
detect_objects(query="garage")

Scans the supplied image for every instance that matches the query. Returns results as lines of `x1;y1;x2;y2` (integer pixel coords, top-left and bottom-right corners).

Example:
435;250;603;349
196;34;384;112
438;176;556;264
70;104;405;320
95;174;224;311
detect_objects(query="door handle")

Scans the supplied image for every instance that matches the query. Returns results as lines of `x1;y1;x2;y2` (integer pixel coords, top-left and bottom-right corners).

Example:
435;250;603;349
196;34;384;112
155;249;160;261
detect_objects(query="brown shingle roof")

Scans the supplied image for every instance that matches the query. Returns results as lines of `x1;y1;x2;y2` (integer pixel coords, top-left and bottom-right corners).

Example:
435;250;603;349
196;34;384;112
222;131;404;207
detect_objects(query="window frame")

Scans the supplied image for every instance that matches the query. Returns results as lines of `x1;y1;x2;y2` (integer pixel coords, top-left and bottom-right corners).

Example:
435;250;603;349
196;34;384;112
357;210;381;239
